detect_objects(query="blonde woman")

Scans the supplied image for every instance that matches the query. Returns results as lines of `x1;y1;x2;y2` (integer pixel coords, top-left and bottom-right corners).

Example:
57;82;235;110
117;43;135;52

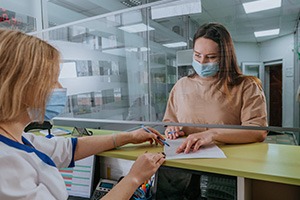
0;29;165;200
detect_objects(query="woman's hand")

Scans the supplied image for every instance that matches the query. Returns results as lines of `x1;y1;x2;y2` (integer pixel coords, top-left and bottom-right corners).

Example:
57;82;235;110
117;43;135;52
176;131;216;154
129;127;165;146
127;152;165;185
102;152;165;200
164;126;185;139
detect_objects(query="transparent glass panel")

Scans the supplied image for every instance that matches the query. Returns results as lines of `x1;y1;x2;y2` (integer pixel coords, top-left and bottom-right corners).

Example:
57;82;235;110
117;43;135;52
40;8;164;121
24;0;300;145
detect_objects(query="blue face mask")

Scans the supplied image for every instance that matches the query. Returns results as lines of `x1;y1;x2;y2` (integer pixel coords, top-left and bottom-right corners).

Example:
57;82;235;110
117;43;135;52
192;58;219;77
44;88;68;120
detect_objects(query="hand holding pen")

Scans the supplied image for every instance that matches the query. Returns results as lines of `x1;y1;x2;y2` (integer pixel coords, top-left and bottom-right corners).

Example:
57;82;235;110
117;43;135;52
128;126;168;146
141;125;170;147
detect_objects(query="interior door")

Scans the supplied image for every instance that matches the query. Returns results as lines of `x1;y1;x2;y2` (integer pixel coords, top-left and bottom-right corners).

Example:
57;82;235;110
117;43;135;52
265;63;283;127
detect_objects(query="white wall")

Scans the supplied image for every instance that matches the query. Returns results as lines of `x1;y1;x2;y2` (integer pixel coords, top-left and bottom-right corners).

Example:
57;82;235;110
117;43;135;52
235;35;295;127
260;34;295;127
234;42;260;65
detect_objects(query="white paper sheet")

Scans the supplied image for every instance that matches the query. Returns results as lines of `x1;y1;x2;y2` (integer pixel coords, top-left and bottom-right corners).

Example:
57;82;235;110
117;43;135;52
39;128;71;136
164;138;226;160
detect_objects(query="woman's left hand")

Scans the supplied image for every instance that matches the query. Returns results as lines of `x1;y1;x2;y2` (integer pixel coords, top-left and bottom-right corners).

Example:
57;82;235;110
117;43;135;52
164;126;185;139
176;131;215;154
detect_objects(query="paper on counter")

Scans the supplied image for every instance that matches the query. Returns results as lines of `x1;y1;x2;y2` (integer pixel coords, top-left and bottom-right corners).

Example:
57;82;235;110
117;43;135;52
40;128;71;136
164;138;226;160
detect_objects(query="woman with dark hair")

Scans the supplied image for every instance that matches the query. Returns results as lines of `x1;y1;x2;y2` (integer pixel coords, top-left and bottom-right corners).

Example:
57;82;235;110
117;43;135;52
157;22;267;199
164;22;267;151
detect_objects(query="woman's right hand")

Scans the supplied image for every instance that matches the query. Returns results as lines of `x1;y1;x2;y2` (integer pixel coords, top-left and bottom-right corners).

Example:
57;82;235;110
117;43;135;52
127;152;165;185
164;126;185;139
128;127;165;146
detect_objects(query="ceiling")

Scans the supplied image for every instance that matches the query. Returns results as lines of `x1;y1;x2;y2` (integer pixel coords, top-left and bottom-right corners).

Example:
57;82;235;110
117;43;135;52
47;0;300;43
194;0;300;43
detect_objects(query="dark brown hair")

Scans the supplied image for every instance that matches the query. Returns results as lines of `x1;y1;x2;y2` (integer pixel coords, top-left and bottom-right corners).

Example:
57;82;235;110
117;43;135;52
192;22;262;94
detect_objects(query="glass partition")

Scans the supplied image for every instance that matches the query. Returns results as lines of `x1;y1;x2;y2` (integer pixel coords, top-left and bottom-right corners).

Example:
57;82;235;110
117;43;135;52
45;0;162;28
3;0;299;144
37;1;202;123
0;0;39;32
38;5;174;122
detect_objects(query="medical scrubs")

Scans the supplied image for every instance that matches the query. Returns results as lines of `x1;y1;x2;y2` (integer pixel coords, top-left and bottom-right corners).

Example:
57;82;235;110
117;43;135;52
0;132;77;200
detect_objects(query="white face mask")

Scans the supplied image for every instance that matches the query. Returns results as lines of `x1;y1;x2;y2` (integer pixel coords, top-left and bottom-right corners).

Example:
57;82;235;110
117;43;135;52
192;58;219;77
44;88;67;120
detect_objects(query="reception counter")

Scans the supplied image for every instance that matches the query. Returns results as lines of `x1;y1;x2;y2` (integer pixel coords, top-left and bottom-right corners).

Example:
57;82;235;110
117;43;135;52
98;141;300;200
44;126;300;199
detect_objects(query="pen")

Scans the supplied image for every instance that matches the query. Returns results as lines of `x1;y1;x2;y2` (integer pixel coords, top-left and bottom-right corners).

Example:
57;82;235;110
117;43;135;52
141;125;170;147
167;130;176;134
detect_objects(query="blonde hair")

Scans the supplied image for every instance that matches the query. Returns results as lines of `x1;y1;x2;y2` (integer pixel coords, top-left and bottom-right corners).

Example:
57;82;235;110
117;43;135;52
0;29;60;122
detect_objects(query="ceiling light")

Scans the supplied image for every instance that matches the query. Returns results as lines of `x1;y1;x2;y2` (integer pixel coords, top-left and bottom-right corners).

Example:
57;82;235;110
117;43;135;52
125;47;138;52
254;28;280;37
118;23;154;33
163;42;187;48
151;0;201;20
125;47;150;52
140;47;150;52
243;0;281;14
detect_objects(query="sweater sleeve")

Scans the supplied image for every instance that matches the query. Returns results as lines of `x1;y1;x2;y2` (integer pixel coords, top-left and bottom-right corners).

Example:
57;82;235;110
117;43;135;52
240;79;268;127
163;84;179;123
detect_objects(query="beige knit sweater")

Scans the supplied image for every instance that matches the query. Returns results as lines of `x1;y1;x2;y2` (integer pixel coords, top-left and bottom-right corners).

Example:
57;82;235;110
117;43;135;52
163;74;268;134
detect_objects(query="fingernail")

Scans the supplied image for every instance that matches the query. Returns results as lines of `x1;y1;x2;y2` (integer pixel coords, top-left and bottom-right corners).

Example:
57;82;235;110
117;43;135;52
161;152;166;156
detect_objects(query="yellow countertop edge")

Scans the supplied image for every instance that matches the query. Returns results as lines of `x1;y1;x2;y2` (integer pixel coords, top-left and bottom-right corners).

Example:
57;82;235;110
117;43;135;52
98;143;300;186
47;126;300;186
